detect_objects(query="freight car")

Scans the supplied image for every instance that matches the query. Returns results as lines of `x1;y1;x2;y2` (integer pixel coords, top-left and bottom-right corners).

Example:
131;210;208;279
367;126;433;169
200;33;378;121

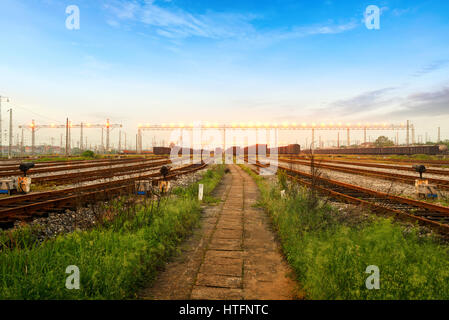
277;144;301;155
153;147;172;155
302;145;441;155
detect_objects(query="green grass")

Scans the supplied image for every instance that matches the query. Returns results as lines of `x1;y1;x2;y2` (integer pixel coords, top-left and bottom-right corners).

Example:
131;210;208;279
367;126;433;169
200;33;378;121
0;165;225;299
242;165;449;300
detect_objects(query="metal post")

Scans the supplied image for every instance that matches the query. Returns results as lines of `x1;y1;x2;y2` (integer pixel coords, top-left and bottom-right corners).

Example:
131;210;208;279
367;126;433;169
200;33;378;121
337;132;340;148
8;109;12;159
68;121;71;153
106;119;110;152
0;96;7;157
347;128;350;146
124;132;127;151
311;128;315;150
101;128;104;153
65;118;69;156
364;127;367;144
137;128;142;153
118;130;121;153
31;119;36;155
406;120;410;146
21;127;24;156
80;122;83;151
438;127;441;143
412;124;415;145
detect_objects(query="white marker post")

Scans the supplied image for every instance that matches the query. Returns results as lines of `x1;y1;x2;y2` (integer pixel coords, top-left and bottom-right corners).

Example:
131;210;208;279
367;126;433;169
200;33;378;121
198;184;204;201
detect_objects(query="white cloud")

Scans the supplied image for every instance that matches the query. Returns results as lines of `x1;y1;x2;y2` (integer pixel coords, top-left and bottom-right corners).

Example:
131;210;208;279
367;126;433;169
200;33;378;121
103;0;358;41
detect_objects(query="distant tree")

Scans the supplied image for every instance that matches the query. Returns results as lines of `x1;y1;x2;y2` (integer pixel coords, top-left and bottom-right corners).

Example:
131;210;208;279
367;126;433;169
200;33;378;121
81;150;95;158
374;136;394;147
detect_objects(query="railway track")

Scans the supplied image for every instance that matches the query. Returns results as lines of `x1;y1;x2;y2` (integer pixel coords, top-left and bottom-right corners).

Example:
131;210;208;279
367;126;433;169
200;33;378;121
281;156;449;176
296;155;449;167
0;156;166;177
32;159;172;185
278;158;449;191
0;163;206;227
250;161;449;235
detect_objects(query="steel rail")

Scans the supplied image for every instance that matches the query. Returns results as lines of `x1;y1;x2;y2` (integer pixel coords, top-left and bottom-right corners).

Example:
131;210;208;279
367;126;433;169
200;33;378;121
278;158;449;191
281;156;449;175
32;159;172;185
0;157;166;176
294;155;449;167
0;163;206;224
250;161;449;235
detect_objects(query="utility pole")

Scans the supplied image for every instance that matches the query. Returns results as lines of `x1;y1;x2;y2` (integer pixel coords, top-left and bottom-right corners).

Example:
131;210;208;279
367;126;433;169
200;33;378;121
118;130;121;153
337;132;340;148
0;96;10;157
80;122;84;151
21;127;24;156
347;128;350;147
8;108;12;159
106;119;110;152
412;124;416;145
101;128;104;153
65;118;69;156
124;132;127;150
31;119;36;155
69;121;71;152
438;127;441;143
311;128;315;150
406;120;410;146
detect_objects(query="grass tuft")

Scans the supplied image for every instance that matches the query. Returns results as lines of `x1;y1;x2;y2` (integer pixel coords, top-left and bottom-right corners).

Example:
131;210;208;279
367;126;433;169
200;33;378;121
0;165;225;299
242;165;449;300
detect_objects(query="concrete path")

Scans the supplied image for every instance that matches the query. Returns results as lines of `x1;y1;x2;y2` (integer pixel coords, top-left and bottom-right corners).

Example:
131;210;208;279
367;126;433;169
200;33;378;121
140;165;298;300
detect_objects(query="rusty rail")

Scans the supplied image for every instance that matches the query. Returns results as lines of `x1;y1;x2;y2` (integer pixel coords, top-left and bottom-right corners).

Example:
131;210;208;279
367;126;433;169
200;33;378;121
0;163;206;226
0;156;167;177
281;156;449;176
250;161;449;235
278;158;449;191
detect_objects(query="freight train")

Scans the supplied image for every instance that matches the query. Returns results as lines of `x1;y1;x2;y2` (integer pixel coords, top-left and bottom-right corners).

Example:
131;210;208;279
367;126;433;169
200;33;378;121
240;144;301;156
301;145;446;155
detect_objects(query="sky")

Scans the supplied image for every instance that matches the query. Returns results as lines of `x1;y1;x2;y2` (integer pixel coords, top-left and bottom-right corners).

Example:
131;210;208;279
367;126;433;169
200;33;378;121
0;0;448;148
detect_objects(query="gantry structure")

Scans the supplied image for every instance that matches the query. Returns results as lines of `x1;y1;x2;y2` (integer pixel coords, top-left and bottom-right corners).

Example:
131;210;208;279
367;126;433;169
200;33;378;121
18;119;122;155
136;121;414;153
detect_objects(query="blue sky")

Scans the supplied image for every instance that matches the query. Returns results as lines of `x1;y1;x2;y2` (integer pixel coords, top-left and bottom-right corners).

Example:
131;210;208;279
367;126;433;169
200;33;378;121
0;0;448;147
